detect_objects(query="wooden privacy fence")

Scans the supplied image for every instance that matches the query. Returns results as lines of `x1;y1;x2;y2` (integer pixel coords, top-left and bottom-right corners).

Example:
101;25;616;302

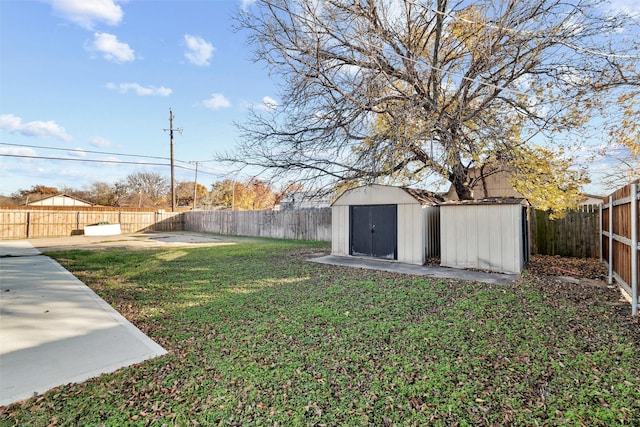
185;208;331;242
0;206;331;242
529;205;601;258
601;181;639;316
0;207;184;239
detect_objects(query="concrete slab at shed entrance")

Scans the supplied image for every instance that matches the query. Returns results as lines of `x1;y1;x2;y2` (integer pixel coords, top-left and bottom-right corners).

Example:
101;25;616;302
312;255;519;285
0;240;167;407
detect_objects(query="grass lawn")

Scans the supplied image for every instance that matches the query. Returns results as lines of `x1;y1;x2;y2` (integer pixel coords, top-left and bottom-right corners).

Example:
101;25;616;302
1;238;639;426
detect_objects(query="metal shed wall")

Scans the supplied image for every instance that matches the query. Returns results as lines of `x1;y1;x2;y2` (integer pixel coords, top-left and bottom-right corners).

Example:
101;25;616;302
332;185;439;265
331;205;350;257
397;204;426;264
440;203;526;274
424;206;441;258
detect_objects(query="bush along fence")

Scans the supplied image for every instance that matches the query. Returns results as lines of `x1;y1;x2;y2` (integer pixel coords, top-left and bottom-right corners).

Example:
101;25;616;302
601;180;639;316
529;205;601;258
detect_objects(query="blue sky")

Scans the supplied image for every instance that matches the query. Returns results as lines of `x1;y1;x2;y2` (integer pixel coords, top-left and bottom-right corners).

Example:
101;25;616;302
0;0;277;196
0;0;638;197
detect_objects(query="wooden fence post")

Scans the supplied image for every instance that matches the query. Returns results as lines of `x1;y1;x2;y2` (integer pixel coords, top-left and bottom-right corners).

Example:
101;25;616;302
599;203;603;262
631;184;638;316
608;195;613;285
26;211;31;239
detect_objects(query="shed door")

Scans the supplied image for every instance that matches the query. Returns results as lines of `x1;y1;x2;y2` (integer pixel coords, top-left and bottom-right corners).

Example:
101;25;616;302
350;205;397;260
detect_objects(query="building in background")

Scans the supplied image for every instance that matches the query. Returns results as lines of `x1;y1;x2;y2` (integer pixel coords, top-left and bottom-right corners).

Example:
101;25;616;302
26;194;94;207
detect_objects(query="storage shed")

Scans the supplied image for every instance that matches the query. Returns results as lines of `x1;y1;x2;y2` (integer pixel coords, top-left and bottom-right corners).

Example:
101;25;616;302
440;198;530;274
331;185;440;265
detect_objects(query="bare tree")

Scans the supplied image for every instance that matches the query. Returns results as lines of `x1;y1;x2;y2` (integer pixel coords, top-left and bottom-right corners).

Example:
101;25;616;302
85;182;121;206
600;88;640;192
175;181;209;207
120;172;169;207
15;185;58;198
600;149;639;192
223;0;639;200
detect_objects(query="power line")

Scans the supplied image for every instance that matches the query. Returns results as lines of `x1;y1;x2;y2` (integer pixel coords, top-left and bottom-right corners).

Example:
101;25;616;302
0;153;169;166
0;153;226;177
0;141;229;174
0;141;226;168
0;142;184;163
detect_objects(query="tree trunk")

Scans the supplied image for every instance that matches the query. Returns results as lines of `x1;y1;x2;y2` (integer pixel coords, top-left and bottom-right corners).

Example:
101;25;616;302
450;163;473;200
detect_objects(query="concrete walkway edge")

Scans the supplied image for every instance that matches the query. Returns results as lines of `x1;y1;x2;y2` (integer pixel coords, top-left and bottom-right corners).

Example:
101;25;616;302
0;240;167;407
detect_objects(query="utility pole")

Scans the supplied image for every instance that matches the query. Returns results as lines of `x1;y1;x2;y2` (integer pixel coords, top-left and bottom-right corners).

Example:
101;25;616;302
163;109;182;212
192;161;199;210
232;179;236;211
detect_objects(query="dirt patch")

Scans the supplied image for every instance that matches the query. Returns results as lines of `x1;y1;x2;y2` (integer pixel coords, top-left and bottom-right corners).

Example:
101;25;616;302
527;254;608;281
524;255;638;335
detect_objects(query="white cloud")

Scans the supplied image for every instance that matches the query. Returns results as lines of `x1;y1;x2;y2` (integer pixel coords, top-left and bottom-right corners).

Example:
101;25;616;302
608;0;640;16
68;148;87;158
88;32;135;63
90;136;112;147
202;93;231;109
256;96;278;111
0;114;72;142
106;82;172;96
50;0;124;29
0;146;37;156
184;34;215;66
240;0;257;11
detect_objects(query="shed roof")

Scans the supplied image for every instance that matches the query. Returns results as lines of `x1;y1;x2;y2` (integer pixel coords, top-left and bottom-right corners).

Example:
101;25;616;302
439;197;529;206
332;184;442;207
26;193;95;206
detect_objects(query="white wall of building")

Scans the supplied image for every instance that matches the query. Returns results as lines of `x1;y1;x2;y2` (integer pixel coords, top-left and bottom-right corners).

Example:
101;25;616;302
440;202;526;274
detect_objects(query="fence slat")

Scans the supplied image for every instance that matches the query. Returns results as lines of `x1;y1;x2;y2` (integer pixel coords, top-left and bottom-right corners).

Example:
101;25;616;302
0;207;183;239
530;206;601;258
183;209;331;242
602;180;640;316
631;184;638;316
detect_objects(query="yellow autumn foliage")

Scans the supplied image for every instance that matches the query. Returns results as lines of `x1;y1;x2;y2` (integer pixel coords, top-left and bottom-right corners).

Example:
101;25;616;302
508;146;589;218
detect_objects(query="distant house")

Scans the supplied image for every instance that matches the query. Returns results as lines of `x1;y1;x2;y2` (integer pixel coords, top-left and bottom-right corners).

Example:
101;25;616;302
444;165;603;208
580;194;605;205
444;164;523;201
278;192;332;210
26;193;94;207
